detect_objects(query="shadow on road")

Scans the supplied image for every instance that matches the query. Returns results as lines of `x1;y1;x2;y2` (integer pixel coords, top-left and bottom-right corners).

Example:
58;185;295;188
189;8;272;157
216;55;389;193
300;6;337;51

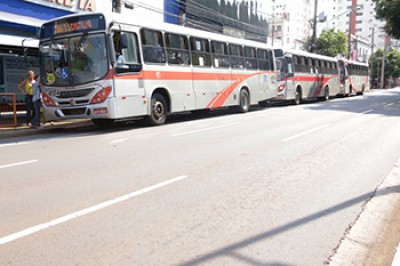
177;185;400;266
306;88;400;117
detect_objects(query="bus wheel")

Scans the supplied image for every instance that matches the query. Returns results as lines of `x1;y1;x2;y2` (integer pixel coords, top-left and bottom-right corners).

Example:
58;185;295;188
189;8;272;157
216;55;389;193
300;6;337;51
323;87;329;101
359;85;365;95
92;119;114;128
146;93;167;125
237;89;250;113
294;89;302;105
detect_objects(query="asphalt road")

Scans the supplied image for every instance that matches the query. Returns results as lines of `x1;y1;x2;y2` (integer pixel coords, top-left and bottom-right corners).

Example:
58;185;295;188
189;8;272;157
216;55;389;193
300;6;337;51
1;89;400;265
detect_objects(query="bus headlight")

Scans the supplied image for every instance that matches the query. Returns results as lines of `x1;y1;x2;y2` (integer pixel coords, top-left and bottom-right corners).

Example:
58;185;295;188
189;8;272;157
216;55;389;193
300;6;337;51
42;92;56;107
90;86;112;104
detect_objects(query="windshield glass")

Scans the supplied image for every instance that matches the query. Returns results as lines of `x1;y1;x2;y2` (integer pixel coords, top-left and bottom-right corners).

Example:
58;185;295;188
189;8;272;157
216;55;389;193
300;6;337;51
276;57;288;81
40;33;108;86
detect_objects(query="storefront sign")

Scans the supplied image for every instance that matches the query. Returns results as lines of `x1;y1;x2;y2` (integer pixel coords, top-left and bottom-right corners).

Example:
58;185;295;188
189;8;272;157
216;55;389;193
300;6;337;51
24;0;106;13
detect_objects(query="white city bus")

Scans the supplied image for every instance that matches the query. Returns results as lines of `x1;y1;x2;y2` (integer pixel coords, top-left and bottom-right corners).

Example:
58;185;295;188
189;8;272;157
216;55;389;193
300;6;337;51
273;48;368;104
337;58;369;96
39;13;277;127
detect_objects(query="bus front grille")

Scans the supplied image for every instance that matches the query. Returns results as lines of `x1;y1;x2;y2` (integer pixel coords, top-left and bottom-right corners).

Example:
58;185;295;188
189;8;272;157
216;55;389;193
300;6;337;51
61;108;87;116
58;88;94;98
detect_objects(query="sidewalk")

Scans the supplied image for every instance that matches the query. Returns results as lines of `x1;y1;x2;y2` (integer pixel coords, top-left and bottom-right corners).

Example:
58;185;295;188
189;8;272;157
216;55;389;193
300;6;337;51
0;119;92;139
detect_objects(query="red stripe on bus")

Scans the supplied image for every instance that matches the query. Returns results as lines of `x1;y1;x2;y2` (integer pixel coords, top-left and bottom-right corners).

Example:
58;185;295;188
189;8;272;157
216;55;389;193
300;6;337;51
112;70;273;82
207;72;265;108
287;75;338;97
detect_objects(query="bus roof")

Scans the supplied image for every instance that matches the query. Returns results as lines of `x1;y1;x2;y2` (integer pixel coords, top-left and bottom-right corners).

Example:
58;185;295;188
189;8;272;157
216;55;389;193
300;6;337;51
41;12;274;50
276;48;338;62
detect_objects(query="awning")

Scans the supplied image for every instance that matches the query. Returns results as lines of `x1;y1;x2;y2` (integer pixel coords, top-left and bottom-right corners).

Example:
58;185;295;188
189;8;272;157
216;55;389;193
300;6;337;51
0;11;45;27
0;34;38;48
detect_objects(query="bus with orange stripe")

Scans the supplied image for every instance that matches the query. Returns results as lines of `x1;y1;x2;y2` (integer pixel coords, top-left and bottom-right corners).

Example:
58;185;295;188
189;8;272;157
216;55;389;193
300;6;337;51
273;49;368;105
39;13;277;127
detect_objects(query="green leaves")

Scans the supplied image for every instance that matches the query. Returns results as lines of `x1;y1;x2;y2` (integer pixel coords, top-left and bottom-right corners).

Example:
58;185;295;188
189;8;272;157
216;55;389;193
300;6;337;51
373;0;400;38
304;29;348;57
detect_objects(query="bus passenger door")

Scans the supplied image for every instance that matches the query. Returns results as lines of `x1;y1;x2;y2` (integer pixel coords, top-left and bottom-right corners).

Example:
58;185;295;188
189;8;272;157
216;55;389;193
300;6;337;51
112;31;147;118
338;60;348;95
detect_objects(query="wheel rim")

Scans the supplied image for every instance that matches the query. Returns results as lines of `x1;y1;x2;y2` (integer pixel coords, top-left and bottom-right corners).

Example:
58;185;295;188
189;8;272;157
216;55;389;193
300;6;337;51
152;100;165;121
241;91;249;110
295;91;300;104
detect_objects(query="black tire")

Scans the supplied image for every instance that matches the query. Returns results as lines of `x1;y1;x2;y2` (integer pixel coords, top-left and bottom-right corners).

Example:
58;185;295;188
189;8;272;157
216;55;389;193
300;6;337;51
92;119;114;128
322;87;329;101
237;89;250;113
146;93;167;125
294;89;302;105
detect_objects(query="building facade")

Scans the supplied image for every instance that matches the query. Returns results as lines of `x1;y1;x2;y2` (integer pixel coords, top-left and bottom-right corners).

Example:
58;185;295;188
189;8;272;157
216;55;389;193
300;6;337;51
266;0;313;50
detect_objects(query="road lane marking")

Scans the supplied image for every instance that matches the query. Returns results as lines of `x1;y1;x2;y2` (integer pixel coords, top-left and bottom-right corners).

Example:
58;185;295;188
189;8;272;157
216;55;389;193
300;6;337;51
361;109;373;114
384;103;394;107
0;160;38;169
171;122;241;137
108;137;130;145
0;142;31;148
0;175;188;245
281;124;330;142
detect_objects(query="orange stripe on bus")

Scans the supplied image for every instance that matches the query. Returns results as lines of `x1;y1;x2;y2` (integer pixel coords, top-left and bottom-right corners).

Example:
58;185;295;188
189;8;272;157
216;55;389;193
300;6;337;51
207;72;265;108
112;70;272;82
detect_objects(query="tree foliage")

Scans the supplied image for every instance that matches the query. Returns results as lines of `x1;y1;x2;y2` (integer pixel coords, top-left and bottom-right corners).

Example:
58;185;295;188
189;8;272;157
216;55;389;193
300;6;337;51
373;0;400;39
316;29;348;57
303;29;348;57
369;48;400;84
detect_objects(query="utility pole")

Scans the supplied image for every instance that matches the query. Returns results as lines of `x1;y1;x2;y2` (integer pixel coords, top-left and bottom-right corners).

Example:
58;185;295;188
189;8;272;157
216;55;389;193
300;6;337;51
310;0;318;53
348;0;358;59
370;26;375;88
380;41;386;89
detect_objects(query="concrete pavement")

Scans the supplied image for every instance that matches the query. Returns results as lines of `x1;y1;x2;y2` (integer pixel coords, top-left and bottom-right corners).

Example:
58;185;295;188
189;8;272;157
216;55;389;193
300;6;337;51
0;118;399;265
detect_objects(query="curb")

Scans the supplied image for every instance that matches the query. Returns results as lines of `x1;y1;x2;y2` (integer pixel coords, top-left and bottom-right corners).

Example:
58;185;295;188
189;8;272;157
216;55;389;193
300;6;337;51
328;158;400;266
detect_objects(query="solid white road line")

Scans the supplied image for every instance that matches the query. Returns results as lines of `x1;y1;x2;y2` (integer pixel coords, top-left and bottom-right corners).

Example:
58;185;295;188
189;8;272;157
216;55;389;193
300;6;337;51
281;124;330;142
108;137;130;145
384;103;394;108
0;160;38;169
361;109;373;114
171;122;241;137
0;142;31;148
0;175;188;245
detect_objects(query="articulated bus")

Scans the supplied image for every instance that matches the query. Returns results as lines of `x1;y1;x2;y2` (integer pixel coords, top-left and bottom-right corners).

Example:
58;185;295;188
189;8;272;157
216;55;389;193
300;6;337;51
39;13;277;127
273;49;369;104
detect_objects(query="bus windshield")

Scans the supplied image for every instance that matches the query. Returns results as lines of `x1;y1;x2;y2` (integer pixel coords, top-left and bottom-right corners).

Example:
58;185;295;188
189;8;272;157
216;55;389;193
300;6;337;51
40;33;108;86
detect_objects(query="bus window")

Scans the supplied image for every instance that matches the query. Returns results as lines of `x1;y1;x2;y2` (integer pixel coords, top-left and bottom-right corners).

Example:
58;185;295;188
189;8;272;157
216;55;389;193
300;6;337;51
141;29;166;64
257;49;271;71
307;57;313;73
190;37;211;67
244;46;257;70
230;44;244;69
113;31;141;73
211;41;230;68
165;33;190;65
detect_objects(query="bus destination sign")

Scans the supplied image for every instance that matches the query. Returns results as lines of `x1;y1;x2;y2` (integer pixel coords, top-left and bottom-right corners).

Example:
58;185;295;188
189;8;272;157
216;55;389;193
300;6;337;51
40;14;105;38
55;19;94;34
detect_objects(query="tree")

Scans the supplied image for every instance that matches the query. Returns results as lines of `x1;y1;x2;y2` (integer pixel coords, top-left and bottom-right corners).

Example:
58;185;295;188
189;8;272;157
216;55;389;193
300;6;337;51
373;0;400;39
316;29;348;57
303;29;348;57
369;48;400;87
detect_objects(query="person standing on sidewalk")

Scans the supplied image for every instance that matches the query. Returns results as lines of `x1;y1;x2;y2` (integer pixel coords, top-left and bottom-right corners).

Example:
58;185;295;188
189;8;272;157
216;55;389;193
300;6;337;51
18;70;35;125
31;74;41;128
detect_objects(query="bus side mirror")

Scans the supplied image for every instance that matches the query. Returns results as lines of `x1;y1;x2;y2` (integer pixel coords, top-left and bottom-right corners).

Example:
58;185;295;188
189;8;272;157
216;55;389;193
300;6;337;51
120;34;128;49
286;72;294;78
